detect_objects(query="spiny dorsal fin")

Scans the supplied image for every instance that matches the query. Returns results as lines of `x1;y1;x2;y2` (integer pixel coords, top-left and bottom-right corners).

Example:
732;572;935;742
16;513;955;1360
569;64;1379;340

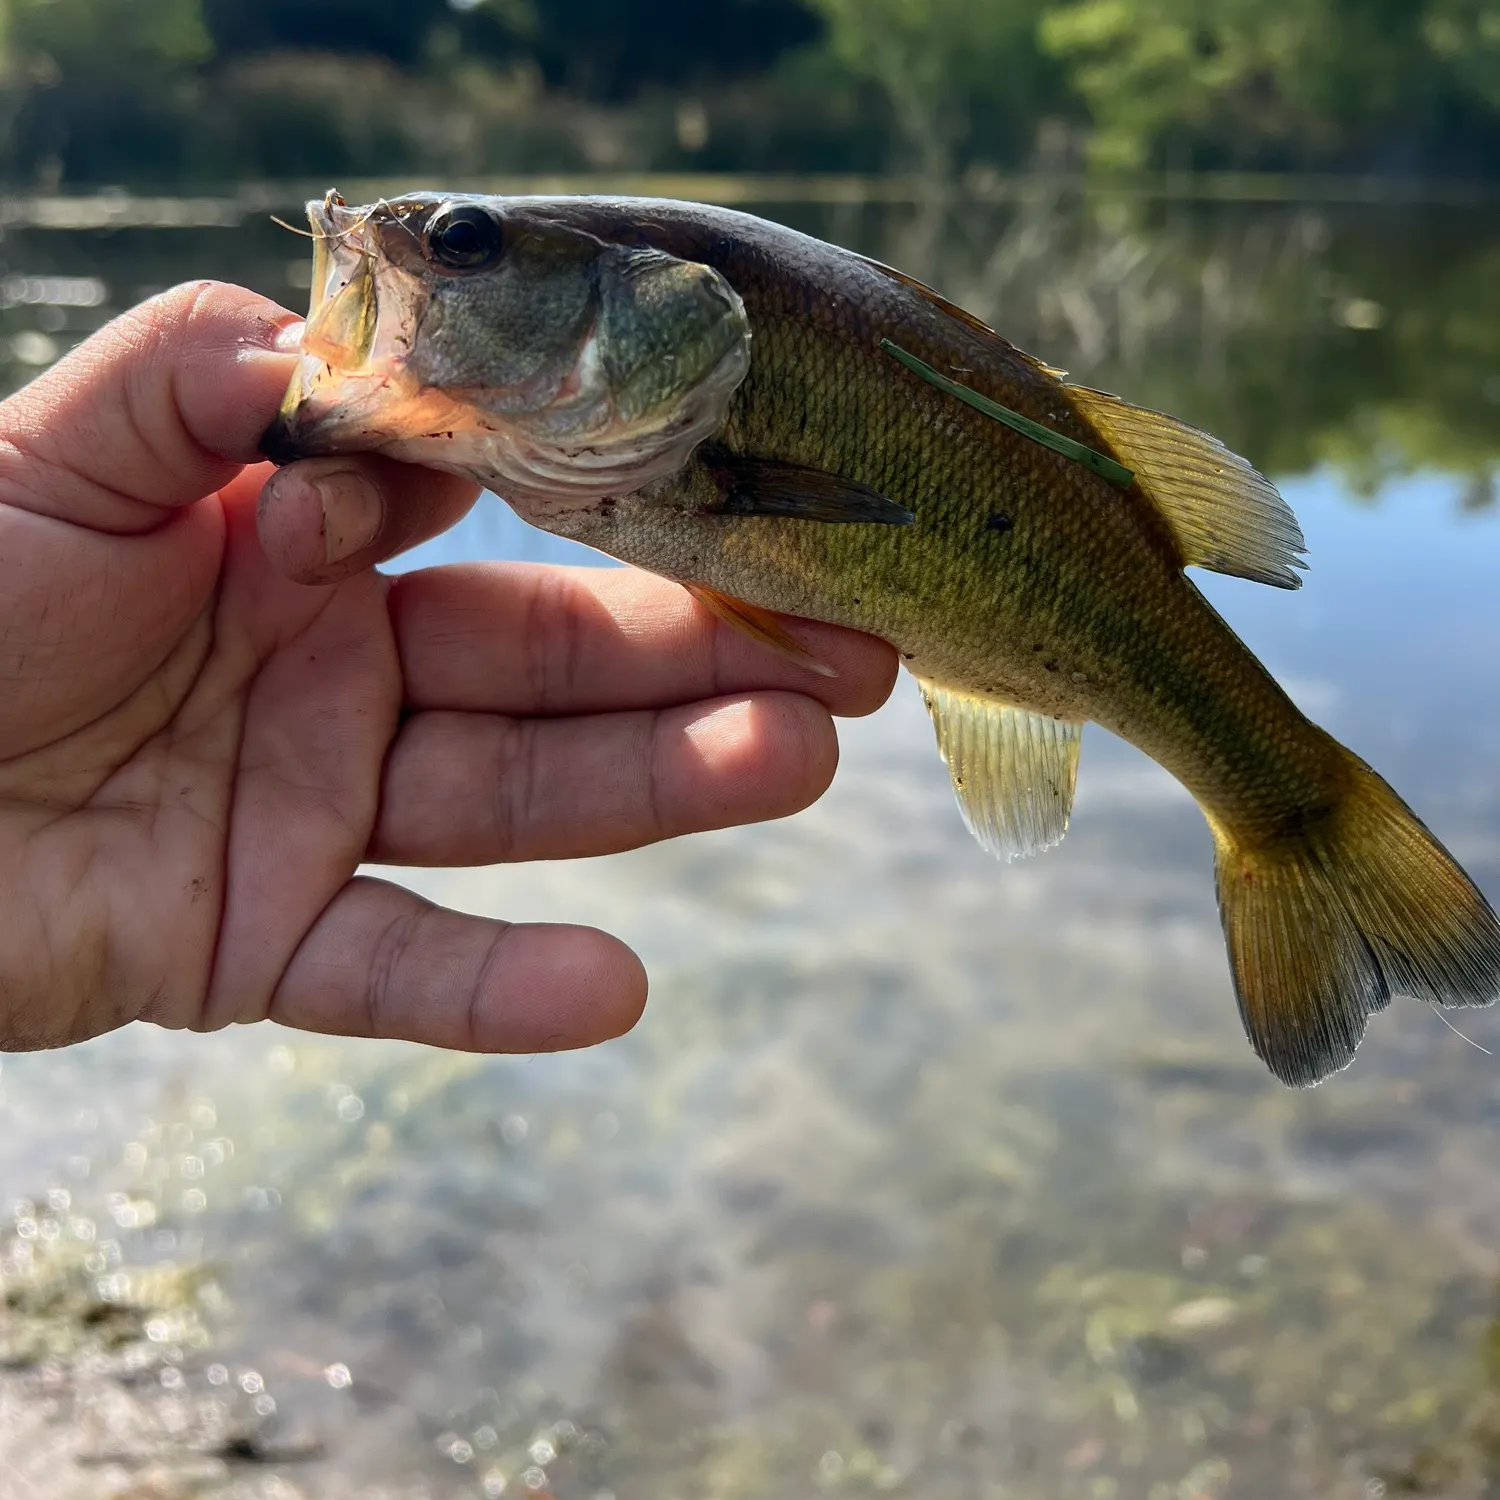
853;253;1069;380
917;680;1082;861
1064;385;1307;590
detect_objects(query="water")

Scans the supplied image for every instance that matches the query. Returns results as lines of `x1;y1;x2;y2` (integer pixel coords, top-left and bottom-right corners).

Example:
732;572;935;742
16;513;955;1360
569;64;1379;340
1;189;1499;1500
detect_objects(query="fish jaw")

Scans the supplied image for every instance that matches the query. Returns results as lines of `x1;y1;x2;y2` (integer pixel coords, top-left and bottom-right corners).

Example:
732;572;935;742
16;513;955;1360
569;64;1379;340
263;191;754;517
263;192;442;463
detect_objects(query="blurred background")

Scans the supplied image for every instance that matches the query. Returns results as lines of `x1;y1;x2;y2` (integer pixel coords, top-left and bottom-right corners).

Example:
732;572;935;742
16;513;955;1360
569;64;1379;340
4;4;1500;1499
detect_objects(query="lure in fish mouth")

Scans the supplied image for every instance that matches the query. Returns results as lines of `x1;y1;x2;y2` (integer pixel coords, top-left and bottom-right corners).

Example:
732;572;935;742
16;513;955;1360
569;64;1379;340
263;189;752;517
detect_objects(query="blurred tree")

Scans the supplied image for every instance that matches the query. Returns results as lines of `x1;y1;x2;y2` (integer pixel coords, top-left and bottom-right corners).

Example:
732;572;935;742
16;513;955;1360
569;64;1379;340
1039;0;1500;172
509;0;824;100
804;0;1072;175
203;0;451;64
5;0;210;74
1;0;213;183
1422;0;1500;112
203;0;822;100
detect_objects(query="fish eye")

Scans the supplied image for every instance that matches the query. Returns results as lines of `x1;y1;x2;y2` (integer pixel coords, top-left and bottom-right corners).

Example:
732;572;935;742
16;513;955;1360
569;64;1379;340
426;204;505;271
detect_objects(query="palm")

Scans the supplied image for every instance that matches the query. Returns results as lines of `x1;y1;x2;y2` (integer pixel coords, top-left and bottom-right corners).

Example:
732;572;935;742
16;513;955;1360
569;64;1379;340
2;469;395;1045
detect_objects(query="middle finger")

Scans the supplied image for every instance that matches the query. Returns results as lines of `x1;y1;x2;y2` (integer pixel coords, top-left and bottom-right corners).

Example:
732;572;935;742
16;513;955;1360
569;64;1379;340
389;562;898;720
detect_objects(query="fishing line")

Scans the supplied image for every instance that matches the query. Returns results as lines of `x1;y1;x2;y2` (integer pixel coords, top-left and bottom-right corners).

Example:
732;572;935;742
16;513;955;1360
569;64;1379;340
270;199;388;253
1433;1004;1493;1057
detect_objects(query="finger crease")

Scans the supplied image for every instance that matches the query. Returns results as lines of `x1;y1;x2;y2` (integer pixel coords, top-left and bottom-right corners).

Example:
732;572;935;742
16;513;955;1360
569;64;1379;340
365;904;428;1040
645;713;671;844
468;922;518;1051
489;718;532;861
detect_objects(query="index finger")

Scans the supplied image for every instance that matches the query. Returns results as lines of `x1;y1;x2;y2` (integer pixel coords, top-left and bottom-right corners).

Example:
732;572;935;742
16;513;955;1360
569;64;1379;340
390;562;899;719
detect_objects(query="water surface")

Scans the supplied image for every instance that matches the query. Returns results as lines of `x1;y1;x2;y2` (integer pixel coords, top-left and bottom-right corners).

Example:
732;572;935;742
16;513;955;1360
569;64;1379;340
1;190;1499;1500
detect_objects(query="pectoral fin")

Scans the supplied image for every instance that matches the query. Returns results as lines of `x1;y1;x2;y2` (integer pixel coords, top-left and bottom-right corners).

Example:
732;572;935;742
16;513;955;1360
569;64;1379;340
701;452;915;526
917;680;1082;860
685;585;838;678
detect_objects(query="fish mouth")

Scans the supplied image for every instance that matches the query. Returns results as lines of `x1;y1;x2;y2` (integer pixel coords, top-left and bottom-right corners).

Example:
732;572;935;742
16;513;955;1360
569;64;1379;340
261;191;420;466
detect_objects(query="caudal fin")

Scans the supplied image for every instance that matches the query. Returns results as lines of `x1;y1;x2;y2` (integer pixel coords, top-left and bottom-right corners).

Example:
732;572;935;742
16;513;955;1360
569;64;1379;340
1212;755;1500;1086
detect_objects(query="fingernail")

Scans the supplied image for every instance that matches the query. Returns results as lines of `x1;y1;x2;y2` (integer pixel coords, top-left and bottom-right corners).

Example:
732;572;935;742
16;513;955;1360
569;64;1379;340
241;313;305;355
316;467;384;565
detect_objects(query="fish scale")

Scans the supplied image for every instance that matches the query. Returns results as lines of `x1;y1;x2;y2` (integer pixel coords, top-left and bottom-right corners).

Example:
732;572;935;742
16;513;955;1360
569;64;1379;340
266;191;1500;1087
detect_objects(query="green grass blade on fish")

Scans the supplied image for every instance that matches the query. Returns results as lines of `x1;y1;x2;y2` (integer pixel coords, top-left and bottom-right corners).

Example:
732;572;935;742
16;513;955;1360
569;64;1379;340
878;337;1136;490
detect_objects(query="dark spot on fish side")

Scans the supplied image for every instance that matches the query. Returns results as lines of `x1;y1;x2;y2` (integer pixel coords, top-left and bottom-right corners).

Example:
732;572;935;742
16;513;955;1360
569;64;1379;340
1043;660;1059;673
901;651;915;661
1031;643;1044;653
984;513;1013;534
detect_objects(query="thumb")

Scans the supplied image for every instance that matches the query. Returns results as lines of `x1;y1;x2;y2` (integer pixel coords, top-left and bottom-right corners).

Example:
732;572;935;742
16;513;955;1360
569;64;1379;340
0;285;300;759
0;281;302;536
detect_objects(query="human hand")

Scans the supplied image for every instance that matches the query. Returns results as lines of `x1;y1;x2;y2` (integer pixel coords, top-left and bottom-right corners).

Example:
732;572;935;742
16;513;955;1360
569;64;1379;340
0;282;896;1053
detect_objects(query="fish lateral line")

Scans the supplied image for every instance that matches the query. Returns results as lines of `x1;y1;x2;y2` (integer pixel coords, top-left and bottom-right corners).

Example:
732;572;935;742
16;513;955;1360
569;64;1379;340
878;337;1136;491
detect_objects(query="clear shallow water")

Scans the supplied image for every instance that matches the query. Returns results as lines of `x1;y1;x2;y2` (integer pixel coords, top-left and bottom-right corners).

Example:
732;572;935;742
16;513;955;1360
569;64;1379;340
1;196;1500;1499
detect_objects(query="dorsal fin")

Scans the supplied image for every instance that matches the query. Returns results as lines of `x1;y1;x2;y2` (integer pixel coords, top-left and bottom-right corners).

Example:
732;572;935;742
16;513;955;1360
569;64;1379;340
855;252;1305;591
917;680;1083;861
1060;386;1306;590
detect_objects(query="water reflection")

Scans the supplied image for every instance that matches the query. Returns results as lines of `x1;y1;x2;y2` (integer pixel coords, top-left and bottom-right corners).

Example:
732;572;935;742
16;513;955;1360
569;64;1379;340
4;189;1499;500
0;194;1498;1498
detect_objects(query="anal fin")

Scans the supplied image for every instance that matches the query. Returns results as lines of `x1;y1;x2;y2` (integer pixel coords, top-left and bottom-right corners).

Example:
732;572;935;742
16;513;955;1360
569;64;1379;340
917;680;1082;860
685;585;838;678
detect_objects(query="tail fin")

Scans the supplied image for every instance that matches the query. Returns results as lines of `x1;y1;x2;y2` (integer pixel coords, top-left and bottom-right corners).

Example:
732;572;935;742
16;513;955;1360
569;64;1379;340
1212;754;1500;1086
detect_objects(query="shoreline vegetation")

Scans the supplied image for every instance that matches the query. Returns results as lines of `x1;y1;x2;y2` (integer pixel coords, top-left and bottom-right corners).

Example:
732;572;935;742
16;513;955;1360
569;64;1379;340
3;170;1500;233
2;0;1500;193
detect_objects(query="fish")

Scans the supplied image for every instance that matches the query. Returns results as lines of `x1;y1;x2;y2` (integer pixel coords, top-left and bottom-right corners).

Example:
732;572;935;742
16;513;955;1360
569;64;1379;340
264;189;1500;1087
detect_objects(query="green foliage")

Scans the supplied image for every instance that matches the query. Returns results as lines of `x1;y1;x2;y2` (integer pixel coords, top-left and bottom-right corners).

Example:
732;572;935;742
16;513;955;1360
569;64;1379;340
0;0;1498;186
1423;0;1500;112
1;0;214;183
1039;0;1500;171
6;0;212;76
496;0;825;100
804;0;1071;171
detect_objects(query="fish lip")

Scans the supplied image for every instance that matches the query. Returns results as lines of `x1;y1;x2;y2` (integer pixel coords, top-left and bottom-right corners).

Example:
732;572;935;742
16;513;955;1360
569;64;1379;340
259;416;306;466
262;191;399;465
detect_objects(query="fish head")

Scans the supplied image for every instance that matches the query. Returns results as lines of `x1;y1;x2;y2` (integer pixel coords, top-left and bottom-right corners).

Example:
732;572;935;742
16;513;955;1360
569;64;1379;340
263;190;752;517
